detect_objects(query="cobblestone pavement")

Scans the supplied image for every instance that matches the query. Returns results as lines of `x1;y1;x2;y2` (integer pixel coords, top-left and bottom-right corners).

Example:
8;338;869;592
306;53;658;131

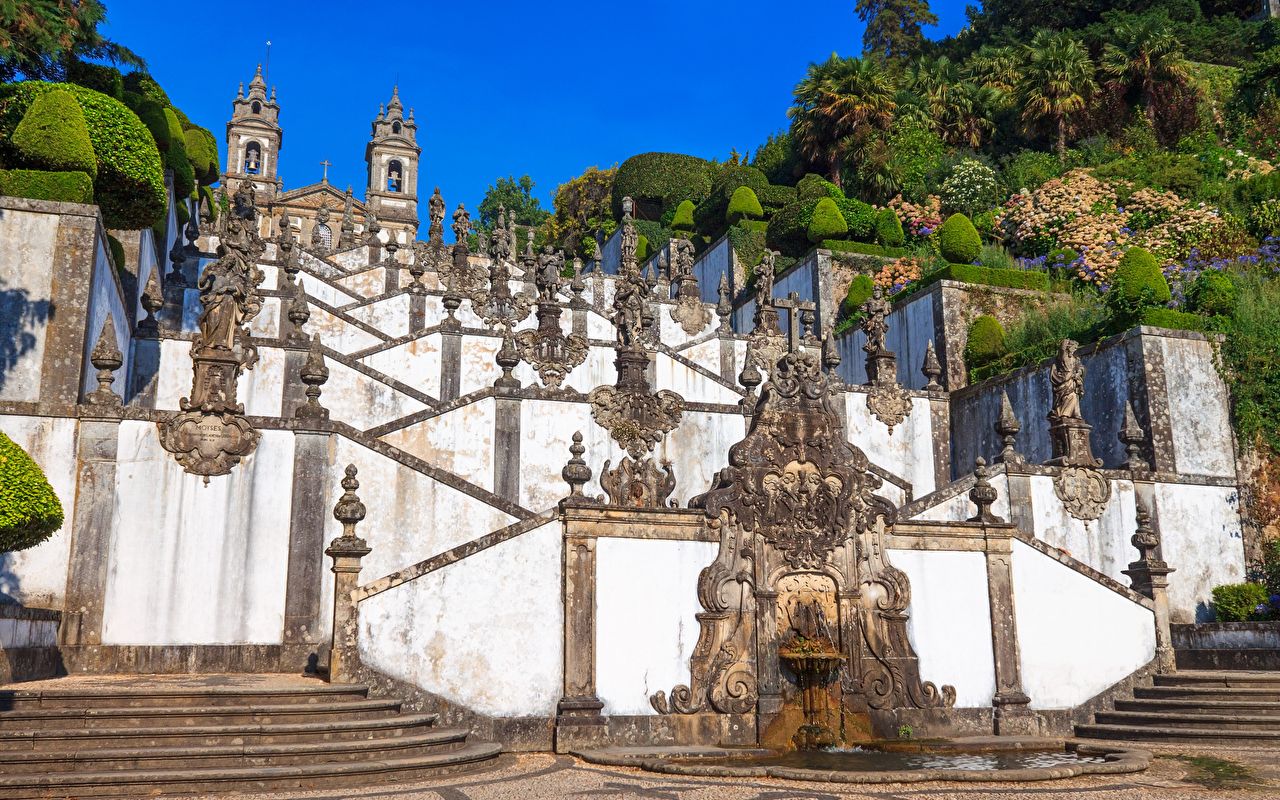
190;745;1280;800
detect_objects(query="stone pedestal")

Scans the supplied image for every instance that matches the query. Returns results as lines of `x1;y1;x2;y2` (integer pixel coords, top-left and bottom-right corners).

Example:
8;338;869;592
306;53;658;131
984;537;1038;735
1048;415;1100;467
59;418;121;646
326;535;369;684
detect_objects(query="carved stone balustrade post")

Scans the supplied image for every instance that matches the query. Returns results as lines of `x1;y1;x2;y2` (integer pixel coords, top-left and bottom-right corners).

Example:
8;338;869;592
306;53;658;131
295;334;330;423
326;465;371;685
922;340;943;392
996;391;1023;465
1123;494;1176;672
85;317;123;411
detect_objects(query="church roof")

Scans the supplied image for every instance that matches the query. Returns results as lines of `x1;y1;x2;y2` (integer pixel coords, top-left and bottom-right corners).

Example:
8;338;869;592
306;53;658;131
276;182;368;211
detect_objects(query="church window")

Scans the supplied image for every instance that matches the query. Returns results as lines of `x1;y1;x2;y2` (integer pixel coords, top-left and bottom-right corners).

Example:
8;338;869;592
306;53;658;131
251;100;261;114
315;222;332;249
387;160;403;192
245;142;262;175
392;121;401;134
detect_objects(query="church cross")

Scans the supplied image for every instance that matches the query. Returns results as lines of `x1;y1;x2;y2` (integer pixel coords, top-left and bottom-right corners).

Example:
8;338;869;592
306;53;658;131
774;291;816;351
320;159;332;183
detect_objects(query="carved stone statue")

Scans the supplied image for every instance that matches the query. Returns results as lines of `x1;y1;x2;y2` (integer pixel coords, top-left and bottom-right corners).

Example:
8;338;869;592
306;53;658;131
451;204;471;249
1049;339;1085;420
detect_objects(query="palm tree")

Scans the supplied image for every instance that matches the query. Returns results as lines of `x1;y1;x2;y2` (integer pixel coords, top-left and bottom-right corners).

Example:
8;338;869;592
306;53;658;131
788;55;896;189
909;57;997;148
1101;15;1190;131
965;45;1021;100
1015;30;1098;162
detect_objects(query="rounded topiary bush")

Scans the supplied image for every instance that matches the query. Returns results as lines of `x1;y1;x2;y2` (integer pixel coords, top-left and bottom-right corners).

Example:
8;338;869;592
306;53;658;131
835;198;875;241
11;88;97;179
939;213;982;264
183;126;220;186
842;274;875;315
163;107;195;197
765;199;817;256
66;61;124;100
636;234;650;264
875;208;905;247
1108;247;1171;316
671;199;695;231
0;81;165;229
612;152;713;219
727;186;763;223
122;72;171;107
1188;269;1237;317
807;197;848;243
797;173;843;201
0;431;64;553
965;315;1007;369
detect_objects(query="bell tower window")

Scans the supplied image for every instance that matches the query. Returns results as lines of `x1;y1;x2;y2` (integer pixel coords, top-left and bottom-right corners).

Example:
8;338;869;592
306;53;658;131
392;121;401;134
387;160;403;193
251;100;261;114
245;142;262;175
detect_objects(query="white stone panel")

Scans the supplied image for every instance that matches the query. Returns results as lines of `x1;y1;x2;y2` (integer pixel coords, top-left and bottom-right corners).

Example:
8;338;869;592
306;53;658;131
347;293;410;338
358;521;562;717
1027;475;1134;585
1012;539;1154;709
379;399;496;493
82;238;132;403
0;210;58;401
335;266;385;297
655;353;740;404
0;415;78;607
910;474;1010;523
844;393;937;497
597;538;716;716
680;338;723;376
1162;337;1235;477
519;400;604;511
360;335;441;399
308;306;383;354
1155;482;1246;623
297;274;359;309
323;359;428;431
890;549;996;708
239;345;285;418
459;335;501;396
102;424;294;644
560;345;618;395
245;296;280;339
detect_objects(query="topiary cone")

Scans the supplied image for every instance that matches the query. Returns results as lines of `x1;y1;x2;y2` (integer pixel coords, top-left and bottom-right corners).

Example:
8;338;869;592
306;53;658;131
11;88;97;179
0;431;64;553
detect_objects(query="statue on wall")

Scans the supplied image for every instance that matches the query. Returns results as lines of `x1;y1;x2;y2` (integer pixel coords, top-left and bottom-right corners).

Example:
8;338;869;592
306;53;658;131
861;286;911;432
1047;338;1108;516
1049;339;1085;420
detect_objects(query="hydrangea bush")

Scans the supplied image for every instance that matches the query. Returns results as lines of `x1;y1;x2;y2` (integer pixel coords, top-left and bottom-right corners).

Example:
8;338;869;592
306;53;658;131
940;159;1001;217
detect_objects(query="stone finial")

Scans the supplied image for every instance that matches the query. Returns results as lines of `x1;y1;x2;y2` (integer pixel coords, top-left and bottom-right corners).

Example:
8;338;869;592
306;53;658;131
968;458;1003;523
822;332;841;375
1122;493;1175;602
562;431;592;499
287;278;311;344
167;235;187;285
184;211;201;254
570;256;585;302
1130;496;1159;563
330;465;368;543
86;316;123;408
1120;397;1148;471
996;390;1023;465
296;334;330;420
139;268;163;334
495;329;521;391
739;359;762;412
922;340;942;391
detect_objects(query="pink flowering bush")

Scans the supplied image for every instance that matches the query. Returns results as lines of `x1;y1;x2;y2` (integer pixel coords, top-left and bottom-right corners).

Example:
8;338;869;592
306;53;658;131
887;195;942;240
873;257;923;295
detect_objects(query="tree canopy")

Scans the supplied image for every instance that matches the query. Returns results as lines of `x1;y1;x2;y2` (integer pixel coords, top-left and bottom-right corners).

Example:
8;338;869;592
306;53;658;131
0;1;142;83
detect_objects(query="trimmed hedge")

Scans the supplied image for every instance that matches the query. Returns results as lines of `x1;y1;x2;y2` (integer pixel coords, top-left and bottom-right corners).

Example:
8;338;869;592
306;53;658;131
842;274;875;315
66;61;124;100
965;315;1007;370
671;199;695;231
757;182;798;210
1109;247;1171;318
939;213;981;264
727;186;763;223
875;208;905;247
612;152;713;219
106;232;126;273
1140;308;1206;332
835;197;875;241
0;430;64;553
822;240;909;258
0;168;94;204
12;88;97;178
927;263;1051;292
1188;270;1237;317
739;219;768;233
765;199;817;255
162;108;195;197
797;173;842;201
1211;582;1268;622
0;82;165;229
636;235;650;264
183;126;220;186
123;72;171;107
807;198;847;243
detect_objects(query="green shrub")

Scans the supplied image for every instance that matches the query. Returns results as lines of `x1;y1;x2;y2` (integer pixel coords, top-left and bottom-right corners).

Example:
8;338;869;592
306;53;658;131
941;159;1001;217
752;132;800;186
924;262;1051;292
965;315;1007;370
765;199;817;255
1108;247;1172;319
671;198;695;231
133;100;170;152
0;81;165;229
11;88;97;178
122;72;171;107
636;234;650;264
161;108;195;197
1001;149;1063;194
938;213;981;264
0;168;94;204
728;222;767;277
1211;582;1269;622
842;274;875;316
875;208;905;247
1141;308;1206;331
807;197;847;243
823;240;910;258
1188;270;1237;317
1237;170;1280;206
1093;152;1204;200
199;184;218;221
739;219;768;233
183;126;220;186
106;232;125;273
835;197;875;241
797;173;843;201
757;182;798;210
66;61;123;100
612;152;713;219
0;431;64;553
727;186;763;223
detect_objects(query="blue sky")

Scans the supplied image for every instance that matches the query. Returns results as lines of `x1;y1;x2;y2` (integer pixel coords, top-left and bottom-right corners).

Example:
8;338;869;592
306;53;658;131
103;2;969;224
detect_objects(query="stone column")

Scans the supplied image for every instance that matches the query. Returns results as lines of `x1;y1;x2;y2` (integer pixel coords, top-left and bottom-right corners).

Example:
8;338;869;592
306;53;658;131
59;417;121;646
556;533;604;751
37;206;100;406
984;538;1036;735
326;465;371;684
493;394;521;504
1123;484;1176;673
282;430;332;660
408;293;426;333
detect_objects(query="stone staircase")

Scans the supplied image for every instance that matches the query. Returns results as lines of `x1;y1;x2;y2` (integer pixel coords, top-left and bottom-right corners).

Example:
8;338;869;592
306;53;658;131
0;673;501;798
1076;670;1280;744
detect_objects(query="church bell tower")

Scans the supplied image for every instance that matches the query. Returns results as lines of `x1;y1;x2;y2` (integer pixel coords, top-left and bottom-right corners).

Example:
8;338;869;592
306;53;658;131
364;86;420;243
223;64;283;205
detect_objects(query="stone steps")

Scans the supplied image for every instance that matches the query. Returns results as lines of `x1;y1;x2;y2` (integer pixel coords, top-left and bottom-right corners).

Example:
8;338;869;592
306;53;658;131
0;674;500;798
1077;669;1280;745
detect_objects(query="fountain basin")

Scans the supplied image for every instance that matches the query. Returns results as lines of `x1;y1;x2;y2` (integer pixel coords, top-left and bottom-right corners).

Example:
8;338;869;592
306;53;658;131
577;738;1150;783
